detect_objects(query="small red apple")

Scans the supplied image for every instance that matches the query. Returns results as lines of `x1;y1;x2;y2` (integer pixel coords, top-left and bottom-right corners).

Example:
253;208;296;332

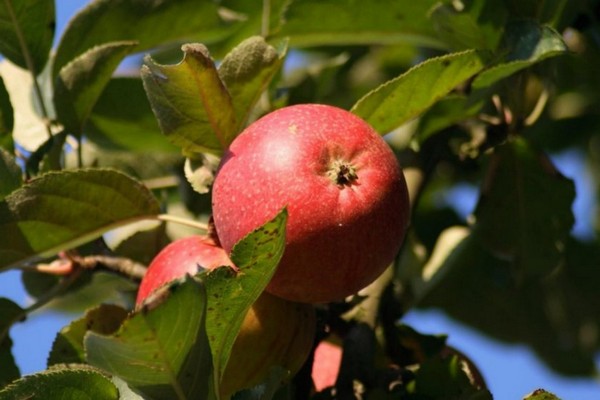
212;104;410;303
136;235;316;399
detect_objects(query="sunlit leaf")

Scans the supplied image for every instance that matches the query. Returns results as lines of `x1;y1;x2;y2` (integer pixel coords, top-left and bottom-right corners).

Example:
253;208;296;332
0;149;21;199
219;36;287;133
473;137;575;278
205;209;288;387
0;298;22;387
274;0;443;48
142;44;237;156
523;389;561;400
0;366;119;400
85;276;214;400
0;0;54;73
352;50;488;134
0;168;161;270
472;20;567;90
54;41;138;134
52;0;238;78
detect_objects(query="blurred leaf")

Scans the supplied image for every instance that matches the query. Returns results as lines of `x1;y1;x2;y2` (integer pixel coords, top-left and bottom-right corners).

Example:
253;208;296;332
352;50;488;134
0;366;119;400
418;233;598;376
48;304;128;366
141;44;236;156
54;41;138;134
0;298;22;387
24;131;66;175
385;323;447;367
112;222;170;265
0;168;161;270
429;0;507;50
219;36;287;133
52;0;238;78
0;0;54;73
85;276;214;400
275;0;443;48
473;137;575;278
48;304;127;367
86;77;177;152
472;20;567;90
0;149;21;199
416;94;483;142
0;76;14;151
205;208;288;387
411;355;492;399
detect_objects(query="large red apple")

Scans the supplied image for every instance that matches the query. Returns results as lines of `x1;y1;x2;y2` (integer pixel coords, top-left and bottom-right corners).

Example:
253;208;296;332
136;235;316;399
212;104;410;303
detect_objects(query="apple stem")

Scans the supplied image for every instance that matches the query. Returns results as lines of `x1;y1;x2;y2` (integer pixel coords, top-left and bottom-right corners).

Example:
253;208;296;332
155;214;210;231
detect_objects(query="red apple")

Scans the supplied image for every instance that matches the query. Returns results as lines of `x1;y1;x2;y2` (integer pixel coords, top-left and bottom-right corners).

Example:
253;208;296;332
136;235;316;399
312;340;343;392
212;104;410;303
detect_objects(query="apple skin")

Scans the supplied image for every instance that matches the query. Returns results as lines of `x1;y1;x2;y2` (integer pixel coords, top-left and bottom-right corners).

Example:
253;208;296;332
136;235;316;399
212;104;410;303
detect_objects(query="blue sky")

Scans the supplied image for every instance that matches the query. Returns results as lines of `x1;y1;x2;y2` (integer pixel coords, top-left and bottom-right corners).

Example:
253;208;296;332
1;1;600;399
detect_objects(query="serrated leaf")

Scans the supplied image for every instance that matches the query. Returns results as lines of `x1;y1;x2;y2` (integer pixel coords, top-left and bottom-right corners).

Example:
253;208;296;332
142;44;237;156
218;36;287;132
0;148;21;199
0;298;23;387
48;304;128;367
54;41;138;134
0;168;161;270
85;276;214;400
0;75;14;151
0;366;119;400
472;20;567;90
86;77;177;152
205;209;288;388
52;0;238;78
0;0;54;73
473;137;575;278
352;50;488;134
274;0;443;48
429;1;507;50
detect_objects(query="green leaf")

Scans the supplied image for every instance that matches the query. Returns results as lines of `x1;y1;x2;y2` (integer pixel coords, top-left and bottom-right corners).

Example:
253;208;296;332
219;36;287;133
0;76;14;151
52;0;238;78
429;0;507;51
473;137;575;278
48;304;128;366
472;20;567;90
0;168;161;270
86;77;178;152
523;389;562;400
141;43;237;155
0;149;21;199
416;94;484;142
0;0;54;73
0;298;23;388
0;366;119;400
351;50;488;134
54;41;138;134
85;276;214;400
274;0;443;48
205;208;288;387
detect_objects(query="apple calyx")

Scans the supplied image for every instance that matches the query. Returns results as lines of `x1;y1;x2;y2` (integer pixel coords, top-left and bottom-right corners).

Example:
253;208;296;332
327;159;358;187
